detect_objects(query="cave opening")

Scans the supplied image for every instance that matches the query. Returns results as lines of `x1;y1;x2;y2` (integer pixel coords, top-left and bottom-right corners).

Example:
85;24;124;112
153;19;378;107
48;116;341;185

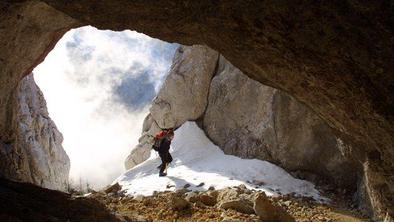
1;1;392;220
28;24;355;203
33;26;178;189
29;25;345;199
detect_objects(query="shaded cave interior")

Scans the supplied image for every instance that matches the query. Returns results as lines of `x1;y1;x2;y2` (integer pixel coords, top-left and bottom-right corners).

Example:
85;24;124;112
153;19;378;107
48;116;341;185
0;1;393;221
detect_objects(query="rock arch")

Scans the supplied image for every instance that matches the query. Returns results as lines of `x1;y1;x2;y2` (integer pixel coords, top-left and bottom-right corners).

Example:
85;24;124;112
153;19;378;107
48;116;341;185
1;1;392;220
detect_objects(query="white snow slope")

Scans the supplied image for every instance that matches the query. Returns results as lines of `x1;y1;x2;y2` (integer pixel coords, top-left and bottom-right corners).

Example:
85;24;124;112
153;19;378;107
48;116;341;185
115;122;325;201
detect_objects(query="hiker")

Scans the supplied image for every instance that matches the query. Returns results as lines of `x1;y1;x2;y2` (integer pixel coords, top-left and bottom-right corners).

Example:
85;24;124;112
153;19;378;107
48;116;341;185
153;128;174;177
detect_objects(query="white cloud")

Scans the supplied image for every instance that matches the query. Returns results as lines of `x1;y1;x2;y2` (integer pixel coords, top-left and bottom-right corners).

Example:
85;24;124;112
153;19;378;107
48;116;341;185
34;26;177;189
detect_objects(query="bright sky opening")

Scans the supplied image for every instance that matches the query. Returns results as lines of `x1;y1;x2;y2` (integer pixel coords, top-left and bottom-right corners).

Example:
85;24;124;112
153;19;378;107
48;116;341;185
33;26;178;189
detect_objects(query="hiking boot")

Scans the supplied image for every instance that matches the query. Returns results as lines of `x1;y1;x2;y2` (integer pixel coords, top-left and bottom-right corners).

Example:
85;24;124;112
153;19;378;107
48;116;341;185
159;172;167;177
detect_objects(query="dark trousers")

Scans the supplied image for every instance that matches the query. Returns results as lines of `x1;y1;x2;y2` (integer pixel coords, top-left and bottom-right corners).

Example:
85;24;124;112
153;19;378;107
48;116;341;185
159;151;173;174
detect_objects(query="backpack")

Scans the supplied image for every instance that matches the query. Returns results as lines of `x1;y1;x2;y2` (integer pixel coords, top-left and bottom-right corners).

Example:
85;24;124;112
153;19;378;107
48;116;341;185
152;130;167;151
152;138;161;151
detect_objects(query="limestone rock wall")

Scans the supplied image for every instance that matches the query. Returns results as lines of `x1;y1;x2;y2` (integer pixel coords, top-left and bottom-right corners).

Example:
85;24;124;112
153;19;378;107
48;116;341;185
126;46;357;190
0;74;70;191
124;45;369;215
203;56;358;188
202;56;278;162
150;45;219;129
0;1;79;142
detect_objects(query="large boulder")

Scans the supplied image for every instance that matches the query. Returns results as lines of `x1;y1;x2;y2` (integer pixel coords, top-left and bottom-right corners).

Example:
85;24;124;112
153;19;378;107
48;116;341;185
216;187;255;214
271;91;359;187
202;56;357;188
170;195;191;211
124;113;161;170
202;55;277;161
125;45;219;170
124;144;152;170
0;74;70;191
253;193;295;222
150;45;219;129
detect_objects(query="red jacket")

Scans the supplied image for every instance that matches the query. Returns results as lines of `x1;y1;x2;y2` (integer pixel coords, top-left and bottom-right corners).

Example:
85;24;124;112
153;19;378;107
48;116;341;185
155;130;167;140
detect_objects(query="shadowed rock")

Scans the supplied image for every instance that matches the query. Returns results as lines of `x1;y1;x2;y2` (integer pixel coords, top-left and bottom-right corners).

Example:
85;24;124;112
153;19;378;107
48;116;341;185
0;178;123;222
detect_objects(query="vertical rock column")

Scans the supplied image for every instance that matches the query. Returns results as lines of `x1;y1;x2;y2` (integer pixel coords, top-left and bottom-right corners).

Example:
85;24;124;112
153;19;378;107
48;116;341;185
0;74;70;191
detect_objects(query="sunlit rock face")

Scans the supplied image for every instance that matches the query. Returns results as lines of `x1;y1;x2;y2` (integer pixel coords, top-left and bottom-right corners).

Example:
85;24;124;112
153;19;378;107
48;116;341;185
125;45;377;218
202;56;358;189
125;45;219;169
127;46;357;189
0;74;69;191
150;45;219;129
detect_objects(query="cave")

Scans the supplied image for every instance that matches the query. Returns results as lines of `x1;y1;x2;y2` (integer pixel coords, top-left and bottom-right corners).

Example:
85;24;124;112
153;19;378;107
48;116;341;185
0;1;393;221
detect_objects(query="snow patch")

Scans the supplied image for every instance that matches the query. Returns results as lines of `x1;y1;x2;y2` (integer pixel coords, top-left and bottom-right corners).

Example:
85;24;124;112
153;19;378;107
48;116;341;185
115;122;326;201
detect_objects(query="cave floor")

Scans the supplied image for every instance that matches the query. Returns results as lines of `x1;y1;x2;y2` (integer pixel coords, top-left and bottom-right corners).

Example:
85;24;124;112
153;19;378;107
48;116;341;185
0;178;370;222
94;191;369;222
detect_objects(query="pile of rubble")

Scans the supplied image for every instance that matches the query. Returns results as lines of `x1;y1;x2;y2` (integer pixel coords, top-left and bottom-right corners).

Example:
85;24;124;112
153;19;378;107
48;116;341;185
89;183;368;222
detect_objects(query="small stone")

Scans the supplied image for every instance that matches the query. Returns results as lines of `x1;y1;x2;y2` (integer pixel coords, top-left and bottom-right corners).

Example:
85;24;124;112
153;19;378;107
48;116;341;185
133;195;144;201
207;190;219;199
219;200;255;214
104;183;122;194
196;182;205;187
238;184;247;190
170;196;191;211
199;193;217;206
252;180;266;186
185;192;199;203
176;188;190;195
283;200;292;207
183;183;191;188
194;201;206;208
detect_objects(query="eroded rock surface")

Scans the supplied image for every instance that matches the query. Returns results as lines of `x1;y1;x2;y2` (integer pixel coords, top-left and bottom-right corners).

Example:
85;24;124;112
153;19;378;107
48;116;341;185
203;56;358;188
126;46;357;189
124;45;390;219
125;45;218;169
203;56;277;161
0;0;79;141
0;74;69;191
150;45;218;129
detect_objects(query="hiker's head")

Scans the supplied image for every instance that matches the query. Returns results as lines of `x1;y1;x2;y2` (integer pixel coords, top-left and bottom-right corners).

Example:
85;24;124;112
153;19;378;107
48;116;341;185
167;128;174;140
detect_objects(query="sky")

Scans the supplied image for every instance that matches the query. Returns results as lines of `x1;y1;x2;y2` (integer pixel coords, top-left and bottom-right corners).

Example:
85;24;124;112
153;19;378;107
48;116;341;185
33;26;178;189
